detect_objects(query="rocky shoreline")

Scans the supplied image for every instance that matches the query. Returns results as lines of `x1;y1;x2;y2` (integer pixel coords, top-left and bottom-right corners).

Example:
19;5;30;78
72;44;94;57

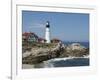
22;42;89;65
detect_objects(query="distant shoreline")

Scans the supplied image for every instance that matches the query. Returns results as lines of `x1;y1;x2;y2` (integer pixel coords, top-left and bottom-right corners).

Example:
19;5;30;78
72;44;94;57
62;41;89;48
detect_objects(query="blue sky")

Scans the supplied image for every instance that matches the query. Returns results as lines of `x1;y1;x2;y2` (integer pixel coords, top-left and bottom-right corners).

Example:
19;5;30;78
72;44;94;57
22;11;89;42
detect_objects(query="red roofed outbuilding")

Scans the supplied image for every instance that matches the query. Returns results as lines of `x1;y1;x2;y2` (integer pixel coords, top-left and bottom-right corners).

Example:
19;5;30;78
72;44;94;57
22;32;39;42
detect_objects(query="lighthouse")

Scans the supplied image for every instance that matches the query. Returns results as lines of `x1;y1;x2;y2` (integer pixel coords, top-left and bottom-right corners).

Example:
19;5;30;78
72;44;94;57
45;21;51;43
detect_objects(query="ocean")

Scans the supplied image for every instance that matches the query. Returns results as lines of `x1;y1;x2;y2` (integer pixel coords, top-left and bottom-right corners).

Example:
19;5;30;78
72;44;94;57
48;58;89;67
34;57;89;68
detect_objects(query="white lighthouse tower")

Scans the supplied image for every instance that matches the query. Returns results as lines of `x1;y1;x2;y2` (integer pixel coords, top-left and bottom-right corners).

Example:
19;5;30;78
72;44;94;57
45;21;51;43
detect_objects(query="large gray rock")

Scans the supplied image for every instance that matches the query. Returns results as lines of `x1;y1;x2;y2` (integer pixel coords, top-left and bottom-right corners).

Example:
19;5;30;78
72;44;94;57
22;43;89;64
60;43;89;57
22;43;63;64
66;43;86;50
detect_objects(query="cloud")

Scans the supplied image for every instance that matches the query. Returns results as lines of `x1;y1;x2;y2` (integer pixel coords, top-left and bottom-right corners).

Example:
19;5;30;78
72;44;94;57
23;21;46;33
28;22;45;29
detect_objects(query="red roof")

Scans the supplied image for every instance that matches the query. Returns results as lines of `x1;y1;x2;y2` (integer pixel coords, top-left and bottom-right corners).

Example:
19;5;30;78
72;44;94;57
22;32;38;39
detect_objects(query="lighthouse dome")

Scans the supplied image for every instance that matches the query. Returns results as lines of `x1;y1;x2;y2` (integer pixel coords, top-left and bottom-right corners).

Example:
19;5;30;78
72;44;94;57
46;21;50;28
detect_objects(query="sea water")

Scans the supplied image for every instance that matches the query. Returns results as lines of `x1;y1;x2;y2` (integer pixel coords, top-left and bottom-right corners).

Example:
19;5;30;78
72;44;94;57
34;57;89;68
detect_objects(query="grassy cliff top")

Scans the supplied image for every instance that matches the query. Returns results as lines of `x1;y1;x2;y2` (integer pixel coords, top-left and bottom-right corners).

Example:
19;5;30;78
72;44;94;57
22;42;58;53
23;42;57;48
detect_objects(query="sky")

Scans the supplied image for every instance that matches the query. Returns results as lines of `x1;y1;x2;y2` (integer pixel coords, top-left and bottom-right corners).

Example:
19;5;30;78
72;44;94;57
22;11;89;42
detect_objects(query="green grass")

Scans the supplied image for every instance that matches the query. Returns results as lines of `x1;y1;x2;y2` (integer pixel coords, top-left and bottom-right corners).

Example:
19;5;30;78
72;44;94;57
22;41;57;49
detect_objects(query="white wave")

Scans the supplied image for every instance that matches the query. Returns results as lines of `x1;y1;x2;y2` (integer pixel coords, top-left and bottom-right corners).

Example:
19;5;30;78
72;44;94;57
45;56;89;62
